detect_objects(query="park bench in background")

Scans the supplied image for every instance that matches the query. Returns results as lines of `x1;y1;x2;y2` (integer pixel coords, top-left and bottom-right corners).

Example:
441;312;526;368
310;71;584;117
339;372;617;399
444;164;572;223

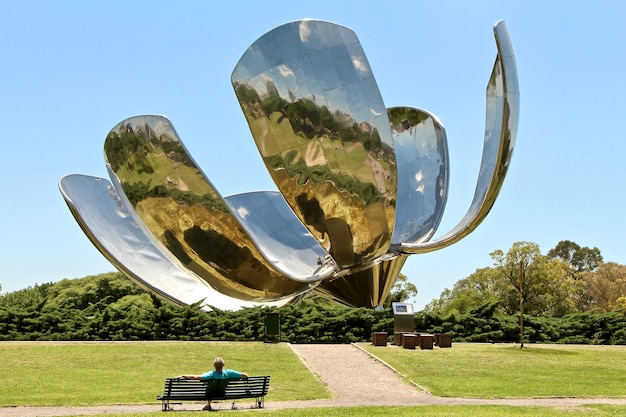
157;376;270;411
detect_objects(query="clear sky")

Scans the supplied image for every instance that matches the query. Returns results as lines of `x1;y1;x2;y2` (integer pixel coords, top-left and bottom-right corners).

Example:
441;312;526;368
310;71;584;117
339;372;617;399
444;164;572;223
1;1;625;310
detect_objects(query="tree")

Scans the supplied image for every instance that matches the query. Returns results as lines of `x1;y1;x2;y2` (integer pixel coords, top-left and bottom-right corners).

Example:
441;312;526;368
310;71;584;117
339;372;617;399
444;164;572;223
384;273;417;307
423;288;452;314
423;267;502;315
582;262;626;312
547;240;603;274
491;242;575;317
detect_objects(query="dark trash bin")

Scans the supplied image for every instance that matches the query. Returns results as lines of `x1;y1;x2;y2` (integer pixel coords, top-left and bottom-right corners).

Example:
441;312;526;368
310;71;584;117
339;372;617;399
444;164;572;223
419;333;434;349
402;333;417;349
372;332;388;346
264;312;280;343
435;333;452;348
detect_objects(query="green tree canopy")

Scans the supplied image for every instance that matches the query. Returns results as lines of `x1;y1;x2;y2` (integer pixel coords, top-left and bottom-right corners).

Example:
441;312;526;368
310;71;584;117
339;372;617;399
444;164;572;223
582;262;626;313
547;240;603;273
491;242;576;317
384;273;417;307
425;241;609;318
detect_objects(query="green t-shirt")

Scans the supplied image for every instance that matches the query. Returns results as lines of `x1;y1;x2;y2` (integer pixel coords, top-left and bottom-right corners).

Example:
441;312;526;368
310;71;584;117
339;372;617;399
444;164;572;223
200;369;243;396
200;369;242;381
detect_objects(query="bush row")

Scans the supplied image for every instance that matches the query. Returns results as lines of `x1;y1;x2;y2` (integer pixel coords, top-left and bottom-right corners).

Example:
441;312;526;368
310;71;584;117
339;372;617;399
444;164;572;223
1;286;625;344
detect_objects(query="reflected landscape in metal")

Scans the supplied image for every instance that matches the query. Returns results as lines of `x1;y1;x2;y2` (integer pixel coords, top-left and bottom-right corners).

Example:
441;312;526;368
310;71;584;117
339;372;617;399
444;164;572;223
232;20;396;269
59;174;298;310
59;20;519;310
103;115;330;303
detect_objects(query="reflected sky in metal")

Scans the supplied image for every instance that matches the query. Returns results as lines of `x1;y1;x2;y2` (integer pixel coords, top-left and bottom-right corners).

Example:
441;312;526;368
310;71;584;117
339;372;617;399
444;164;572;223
60;20;519;310
104;115;328;301
59;174;297;310
312;106;449;306
224;191;332;277
232;20;396;269
389;107;448;246
401;20;519;254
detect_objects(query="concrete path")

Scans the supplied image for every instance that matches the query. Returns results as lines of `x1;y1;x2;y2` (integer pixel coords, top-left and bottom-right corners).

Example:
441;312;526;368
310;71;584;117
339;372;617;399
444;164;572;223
287;344;626;408
288;343;430;406
2;343;626;416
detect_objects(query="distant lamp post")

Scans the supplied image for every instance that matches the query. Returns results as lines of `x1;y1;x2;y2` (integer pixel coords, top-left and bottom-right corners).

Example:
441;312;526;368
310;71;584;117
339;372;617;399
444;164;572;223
519;258;524;349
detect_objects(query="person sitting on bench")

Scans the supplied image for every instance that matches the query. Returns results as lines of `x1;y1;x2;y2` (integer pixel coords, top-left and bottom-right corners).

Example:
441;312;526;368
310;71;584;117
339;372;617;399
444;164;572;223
179;357;248;410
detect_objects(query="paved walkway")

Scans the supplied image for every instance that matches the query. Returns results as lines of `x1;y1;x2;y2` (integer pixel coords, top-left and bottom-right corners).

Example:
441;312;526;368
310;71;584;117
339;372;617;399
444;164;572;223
2;343;626;416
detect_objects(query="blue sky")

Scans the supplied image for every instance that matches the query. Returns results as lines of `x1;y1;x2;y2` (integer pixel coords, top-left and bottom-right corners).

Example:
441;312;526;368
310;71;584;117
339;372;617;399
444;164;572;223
1;1;625;310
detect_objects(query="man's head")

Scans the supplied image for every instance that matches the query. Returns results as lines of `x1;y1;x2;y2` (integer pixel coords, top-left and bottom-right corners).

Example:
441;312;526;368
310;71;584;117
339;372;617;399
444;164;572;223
213;357;225;371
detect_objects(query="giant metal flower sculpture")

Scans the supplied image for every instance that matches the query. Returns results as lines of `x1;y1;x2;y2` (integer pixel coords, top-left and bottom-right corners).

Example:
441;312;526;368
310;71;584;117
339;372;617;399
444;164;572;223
59;20;519;310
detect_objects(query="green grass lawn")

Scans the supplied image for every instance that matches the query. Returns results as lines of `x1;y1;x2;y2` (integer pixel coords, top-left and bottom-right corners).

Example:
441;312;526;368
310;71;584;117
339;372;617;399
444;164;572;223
2;341;625;417
359;342;626;398
0;341;328;406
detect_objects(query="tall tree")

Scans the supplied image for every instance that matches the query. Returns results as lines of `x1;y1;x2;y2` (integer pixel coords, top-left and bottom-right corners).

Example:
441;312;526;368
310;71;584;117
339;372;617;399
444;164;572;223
547;240;603;274
491;242;575;317
582;262;626;312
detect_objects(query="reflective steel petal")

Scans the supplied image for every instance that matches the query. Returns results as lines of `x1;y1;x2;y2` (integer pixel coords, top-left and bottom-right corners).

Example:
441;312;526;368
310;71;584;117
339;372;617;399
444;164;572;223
313;106;449;307
224;191;334;279
59;174;297;310
313;253;408;308
389;107;449;246
232;20;397;269
401;20;519;254
104;115;326;301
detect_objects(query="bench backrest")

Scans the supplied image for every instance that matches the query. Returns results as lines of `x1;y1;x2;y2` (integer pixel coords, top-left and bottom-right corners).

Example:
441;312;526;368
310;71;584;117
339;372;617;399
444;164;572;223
221;376;270;399
161;376;270;400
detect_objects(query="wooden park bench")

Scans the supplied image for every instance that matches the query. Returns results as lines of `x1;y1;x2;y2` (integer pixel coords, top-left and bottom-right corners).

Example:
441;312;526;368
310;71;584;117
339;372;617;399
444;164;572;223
157;376;270;411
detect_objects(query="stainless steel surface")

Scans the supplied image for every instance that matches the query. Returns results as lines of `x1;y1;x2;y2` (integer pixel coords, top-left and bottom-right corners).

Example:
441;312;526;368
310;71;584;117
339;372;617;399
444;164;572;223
59;20;519;309
104;115;326;301
313;254;408;307
232;20;396;269
59;174;296;310
400;20;519;254
225;191;333;280
313;104;449;307
389;107;449;246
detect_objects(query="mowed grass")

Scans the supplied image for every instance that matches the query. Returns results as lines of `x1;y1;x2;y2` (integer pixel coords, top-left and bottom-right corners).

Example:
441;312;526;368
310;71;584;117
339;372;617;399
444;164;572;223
70;404;626;417
0;341;329;406
2;341;626;417
360;342;626;398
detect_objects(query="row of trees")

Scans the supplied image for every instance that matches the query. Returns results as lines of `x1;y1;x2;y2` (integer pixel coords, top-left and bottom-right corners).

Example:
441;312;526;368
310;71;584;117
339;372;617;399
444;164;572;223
1;269;624;344
425;240;626;317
